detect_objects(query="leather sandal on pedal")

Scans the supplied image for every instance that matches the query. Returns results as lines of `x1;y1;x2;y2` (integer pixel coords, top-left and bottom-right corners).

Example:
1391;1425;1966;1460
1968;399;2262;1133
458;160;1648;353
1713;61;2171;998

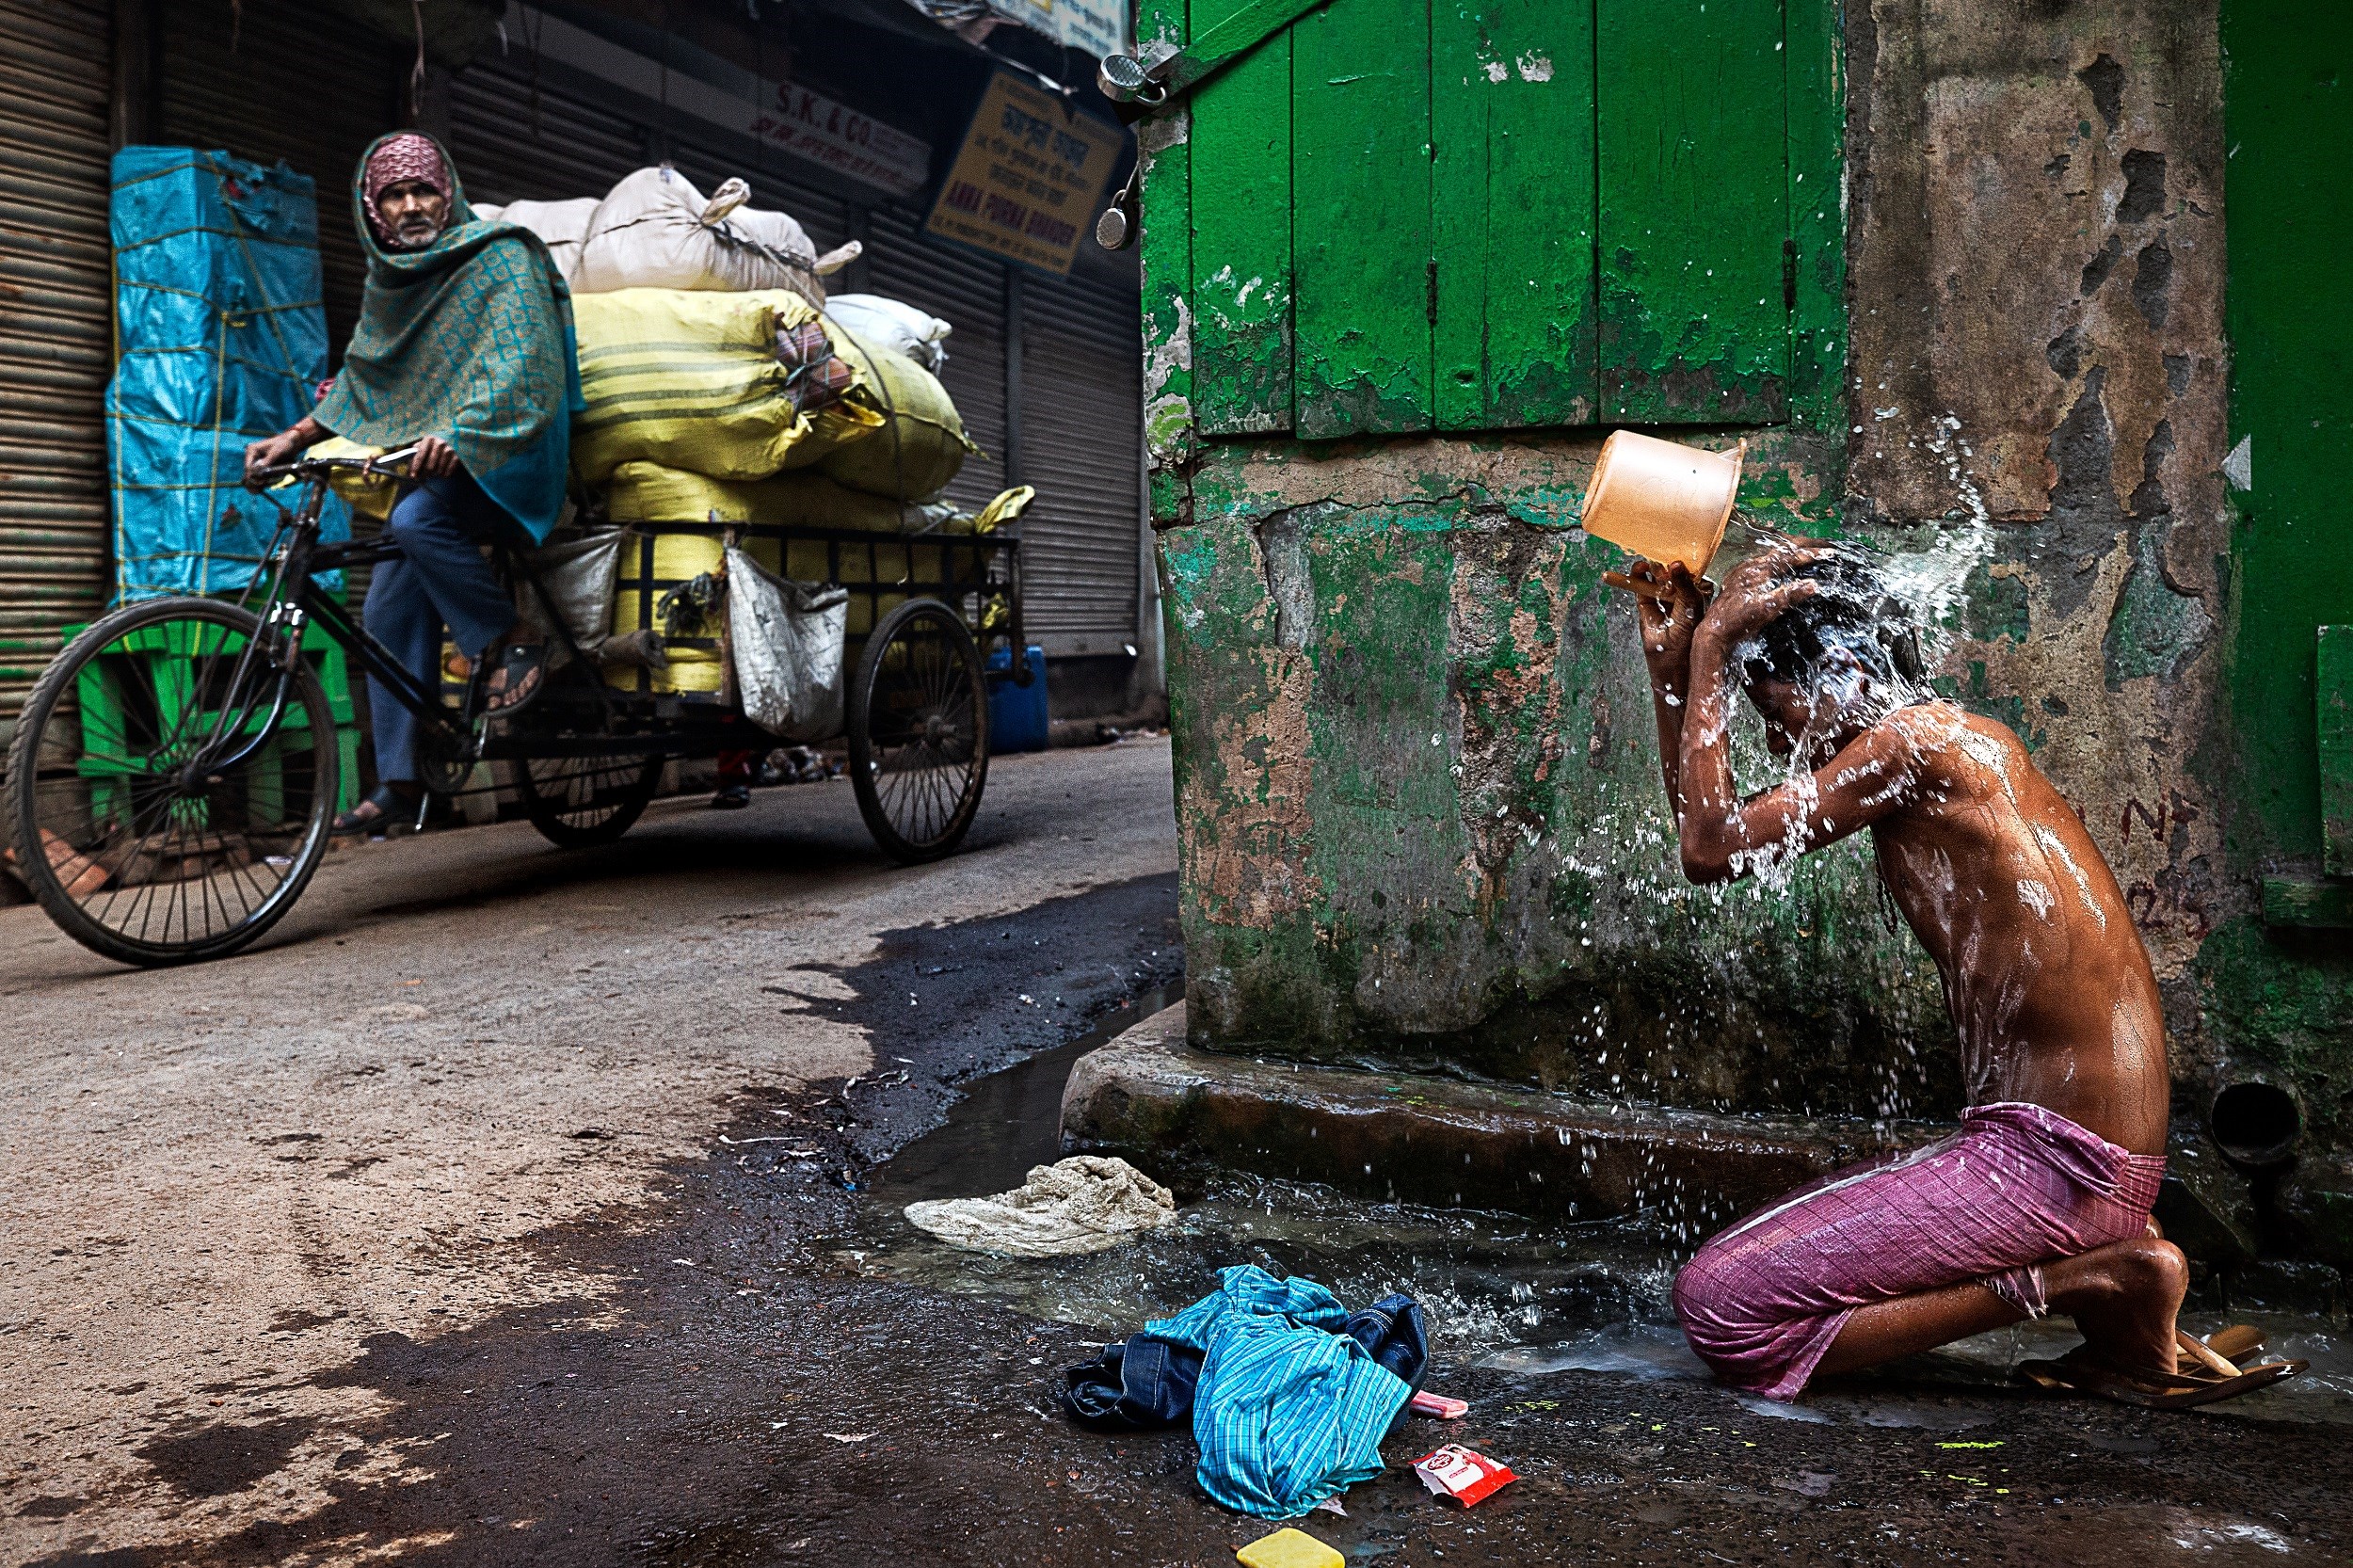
333;783;421;837
485;640;548;716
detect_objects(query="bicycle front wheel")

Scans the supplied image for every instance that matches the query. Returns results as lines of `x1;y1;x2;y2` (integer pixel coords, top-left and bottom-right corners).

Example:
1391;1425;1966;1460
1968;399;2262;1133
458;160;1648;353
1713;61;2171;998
6;598;340;966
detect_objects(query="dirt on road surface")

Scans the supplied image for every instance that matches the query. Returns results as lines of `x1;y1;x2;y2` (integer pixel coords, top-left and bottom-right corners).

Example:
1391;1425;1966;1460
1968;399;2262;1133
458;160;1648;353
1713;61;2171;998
5;735;2348;1567
2;742;1180;1562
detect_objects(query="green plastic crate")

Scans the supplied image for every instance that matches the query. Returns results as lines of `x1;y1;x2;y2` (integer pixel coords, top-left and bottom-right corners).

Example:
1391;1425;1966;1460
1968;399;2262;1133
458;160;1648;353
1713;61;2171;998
60;612;360;820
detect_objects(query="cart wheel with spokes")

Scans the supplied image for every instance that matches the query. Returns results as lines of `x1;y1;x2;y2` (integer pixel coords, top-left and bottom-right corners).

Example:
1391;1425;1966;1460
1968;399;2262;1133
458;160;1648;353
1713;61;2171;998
5;598;339;966
847;598;989;863
515;752;662;848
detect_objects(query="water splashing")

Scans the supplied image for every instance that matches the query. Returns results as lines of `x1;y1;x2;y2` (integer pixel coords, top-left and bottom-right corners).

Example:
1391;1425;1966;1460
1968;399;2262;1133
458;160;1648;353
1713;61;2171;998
1875;412;1998;670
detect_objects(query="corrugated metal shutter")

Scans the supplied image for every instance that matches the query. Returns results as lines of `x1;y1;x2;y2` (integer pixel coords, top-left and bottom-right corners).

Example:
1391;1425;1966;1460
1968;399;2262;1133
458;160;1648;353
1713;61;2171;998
1018;274;1142;650
450;53;858;280
446;53;647;208
864;209;1009;516
156;0;403;360
0;0;114;723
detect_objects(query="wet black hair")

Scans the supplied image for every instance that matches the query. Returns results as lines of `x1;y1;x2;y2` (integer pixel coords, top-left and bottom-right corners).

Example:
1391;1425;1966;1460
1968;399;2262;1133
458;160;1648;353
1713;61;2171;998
1736;549;1925;691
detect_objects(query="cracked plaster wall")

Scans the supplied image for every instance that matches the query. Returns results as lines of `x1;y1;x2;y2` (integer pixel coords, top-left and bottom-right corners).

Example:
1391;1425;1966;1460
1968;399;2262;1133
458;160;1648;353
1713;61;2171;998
1846;0;2234;1067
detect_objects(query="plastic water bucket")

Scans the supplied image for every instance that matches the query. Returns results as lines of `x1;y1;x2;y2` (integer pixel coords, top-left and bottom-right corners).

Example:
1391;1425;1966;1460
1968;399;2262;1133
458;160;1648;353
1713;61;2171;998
1579;432;1746;576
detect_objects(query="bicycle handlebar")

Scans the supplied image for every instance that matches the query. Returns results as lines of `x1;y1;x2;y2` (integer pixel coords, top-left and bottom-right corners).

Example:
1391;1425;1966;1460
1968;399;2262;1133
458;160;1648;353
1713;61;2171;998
247;443;421;488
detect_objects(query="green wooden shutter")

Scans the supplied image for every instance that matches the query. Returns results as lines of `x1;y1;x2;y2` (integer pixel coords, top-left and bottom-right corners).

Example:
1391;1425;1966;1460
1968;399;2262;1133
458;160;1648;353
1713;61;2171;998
2322;625;2353;877
1190;0;1294;435
1596;0;1792;423
1433;0;1598;431
1179;0;1808;440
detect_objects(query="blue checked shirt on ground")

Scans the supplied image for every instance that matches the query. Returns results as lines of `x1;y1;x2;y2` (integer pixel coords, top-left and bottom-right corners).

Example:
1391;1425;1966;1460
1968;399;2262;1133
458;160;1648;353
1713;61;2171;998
1145;1265;1411;1517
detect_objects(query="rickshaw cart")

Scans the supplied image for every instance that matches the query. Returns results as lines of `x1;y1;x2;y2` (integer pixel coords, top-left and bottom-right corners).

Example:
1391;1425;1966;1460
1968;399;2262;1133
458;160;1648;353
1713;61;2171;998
5;450;1023;967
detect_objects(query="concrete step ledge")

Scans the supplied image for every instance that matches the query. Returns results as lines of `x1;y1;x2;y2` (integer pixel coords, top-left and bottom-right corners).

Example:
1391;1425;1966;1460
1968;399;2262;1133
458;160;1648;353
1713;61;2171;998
1061;1002;1950;1238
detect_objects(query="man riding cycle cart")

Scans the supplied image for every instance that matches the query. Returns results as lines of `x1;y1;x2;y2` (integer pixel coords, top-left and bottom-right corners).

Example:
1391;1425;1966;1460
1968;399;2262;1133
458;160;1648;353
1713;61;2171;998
8;136;1026;967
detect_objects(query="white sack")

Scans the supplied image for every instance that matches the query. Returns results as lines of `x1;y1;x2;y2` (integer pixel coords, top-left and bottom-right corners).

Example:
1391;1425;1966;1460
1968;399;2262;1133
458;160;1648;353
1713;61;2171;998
725;544;848;741
823;293;953;375
489;197;600;284
575;166;860;302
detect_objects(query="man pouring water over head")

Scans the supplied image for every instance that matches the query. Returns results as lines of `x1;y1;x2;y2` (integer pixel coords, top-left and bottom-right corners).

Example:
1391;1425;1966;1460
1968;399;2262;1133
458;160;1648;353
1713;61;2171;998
1600;436;2299;1409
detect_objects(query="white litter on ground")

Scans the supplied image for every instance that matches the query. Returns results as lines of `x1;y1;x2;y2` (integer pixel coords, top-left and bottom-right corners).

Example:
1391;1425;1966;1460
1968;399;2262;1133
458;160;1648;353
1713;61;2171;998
903;1156;1177;1257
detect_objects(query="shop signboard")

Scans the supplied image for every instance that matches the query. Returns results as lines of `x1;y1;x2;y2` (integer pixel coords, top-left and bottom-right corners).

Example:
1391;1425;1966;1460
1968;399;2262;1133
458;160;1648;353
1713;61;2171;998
925;72;1125;276
990;0;1128;58
516;3;931;195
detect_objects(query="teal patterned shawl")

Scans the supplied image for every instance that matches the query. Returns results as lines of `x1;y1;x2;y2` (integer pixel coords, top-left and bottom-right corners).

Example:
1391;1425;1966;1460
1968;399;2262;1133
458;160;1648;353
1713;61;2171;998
314;134;580;541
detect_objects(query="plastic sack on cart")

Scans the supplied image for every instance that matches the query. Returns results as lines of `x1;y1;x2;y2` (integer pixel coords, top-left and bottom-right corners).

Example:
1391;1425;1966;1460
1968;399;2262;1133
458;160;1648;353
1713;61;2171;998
475;197;599;284
515;527;629;663
809;333;977;501
606;461;915;532
726;545;848;742
574;167;859;303
569;288;882;484
822;293;952;374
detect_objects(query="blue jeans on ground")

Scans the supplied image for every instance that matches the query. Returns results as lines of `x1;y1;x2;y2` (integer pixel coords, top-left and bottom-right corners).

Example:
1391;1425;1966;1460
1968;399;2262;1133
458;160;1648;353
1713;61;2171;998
363;472;519;785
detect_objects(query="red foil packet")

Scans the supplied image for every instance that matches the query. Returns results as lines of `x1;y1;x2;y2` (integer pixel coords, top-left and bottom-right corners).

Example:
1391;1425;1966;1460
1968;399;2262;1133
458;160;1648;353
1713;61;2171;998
1412;1444;1516;1507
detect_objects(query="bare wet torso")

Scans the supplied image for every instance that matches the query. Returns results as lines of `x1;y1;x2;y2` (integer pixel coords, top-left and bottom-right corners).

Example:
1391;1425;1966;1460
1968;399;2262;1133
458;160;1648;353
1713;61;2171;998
1870;708;2169;1155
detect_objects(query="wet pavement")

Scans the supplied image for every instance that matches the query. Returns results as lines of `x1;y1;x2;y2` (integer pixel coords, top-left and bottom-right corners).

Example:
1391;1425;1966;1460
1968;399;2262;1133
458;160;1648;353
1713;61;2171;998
7;738;2351;1564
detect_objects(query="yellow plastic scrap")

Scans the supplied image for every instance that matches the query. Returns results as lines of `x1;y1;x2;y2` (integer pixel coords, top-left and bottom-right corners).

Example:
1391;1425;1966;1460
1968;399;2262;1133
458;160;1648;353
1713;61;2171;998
1236;1527;1344;1568
972;484;1037;533
296;436;399;521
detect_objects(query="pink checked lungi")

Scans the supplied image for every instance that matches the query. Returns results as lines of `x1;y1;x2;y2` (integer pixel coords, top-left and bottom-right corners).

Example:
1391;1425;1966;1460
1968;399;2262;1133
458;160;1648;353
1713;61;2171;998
1672;1101;2167;1400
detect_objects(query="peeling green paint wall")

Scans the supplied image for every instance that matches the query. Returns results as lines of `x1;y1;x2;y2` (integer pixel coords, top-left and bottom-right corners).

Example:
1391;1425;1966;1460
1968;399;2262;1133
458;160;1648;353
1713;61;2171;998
2208;0;2353;1256
1162;435;1956;1121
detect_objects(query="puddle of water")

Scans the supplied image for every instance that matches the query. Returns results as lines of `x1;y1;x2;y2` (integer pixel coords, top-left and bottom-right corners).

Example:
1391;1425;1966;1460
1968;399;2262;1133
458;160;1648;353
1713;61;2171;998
2036;1506;2303;1563
871;981;1187;1206
847;1005;2353;1429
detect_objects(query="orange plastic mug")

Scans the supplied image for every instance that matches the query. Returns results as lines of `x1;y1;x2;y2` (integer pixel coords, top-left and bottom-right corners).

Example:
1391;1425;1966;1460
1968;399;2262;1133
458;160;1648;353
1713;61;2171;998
1580;432;1746;593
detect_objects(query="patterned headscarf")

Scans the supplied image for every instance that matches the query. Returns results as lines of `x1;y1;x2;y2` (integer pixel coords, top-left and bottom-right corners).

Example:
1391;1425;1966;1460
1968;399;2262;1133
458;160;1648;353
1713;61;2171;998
360;132;450;245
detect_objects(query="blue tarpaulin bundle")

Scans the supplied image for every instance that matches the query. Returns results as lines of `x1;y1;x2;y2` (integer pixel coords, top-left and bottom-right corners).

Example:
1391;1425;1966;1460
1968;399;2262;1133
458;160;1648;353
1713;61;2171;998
107;147;349;600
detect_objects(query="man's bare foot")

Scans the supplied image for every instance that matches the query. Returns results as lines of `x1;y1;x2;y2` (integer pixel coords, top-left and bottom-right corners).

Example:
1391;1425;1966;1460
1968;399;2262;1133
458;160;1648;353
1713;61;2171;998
2044;1235;2187;1377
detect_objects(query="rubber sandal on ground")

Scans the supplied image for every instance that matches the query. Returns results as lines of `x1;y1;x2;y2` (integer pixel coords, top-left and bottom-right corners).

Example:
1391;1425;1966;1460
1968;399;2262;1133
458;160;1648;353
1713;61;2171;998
485;641;548;716
2201;1324;2266;1364
2016;1334;2304;1409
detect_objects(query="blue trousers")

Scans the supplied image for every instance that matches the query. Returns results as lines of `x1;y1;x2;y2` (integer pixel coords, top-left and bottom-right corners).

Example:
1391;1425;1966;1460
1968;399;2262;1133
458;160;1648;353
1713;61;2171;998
363;473;519;784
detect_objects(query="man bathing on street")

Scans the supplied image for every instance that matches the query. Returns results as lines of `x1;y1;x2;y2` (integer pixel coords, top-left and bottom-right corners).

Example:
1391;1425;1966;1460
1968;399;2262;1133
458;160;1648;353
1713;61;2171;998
1627;543;2298;1408
246;133;578;835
